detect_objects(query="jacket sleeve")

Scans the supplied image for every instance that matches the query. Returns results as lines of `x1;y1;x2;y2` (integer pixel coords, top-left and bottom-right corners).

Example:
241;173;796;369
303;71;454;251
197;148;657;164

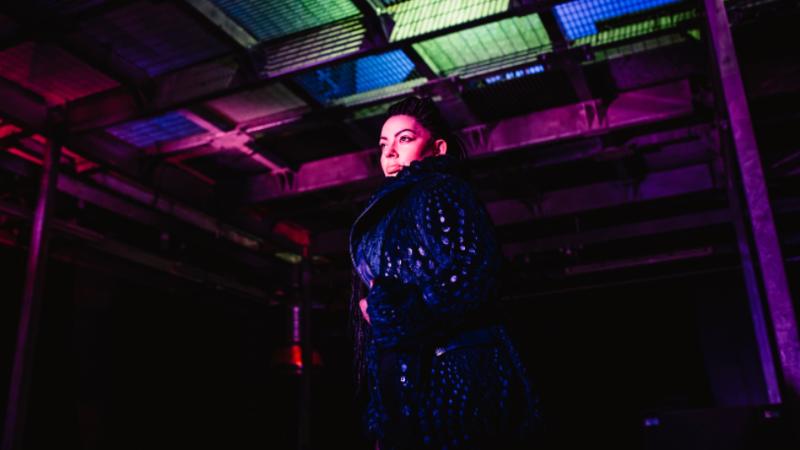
367;175;501;349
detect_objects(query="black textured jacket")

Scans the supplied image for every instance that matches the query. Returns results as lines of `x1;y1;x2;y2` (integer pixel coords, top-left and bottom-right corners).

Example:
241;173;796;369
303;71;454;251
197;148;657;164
350;154;542;449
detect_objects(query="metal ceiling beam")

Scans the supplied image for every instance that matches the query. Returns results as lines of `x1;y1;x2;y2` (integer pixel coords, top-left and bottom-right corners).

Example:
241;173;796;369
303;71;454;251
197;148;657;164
0;78;48;131
771;149;800;176
50;0;140;22
415;77;480;130
313;195;800;292
403;44;438;80
0;198;267;300
2;126;216;207
0;152;284;275
0;150;297;255
351;0;392;43
484;80;692;153
2;5;150;90
309;161;719;256
351;0;438;80
183;0;260;49
59;1;563;133
163;110;285;172
0;105;272;226
503;208;730;258
148;106;305;159
539;8;593;101
243;80;693;202
507;194;800;260
488;163;715;225
2;0;697;141
0;106;142;181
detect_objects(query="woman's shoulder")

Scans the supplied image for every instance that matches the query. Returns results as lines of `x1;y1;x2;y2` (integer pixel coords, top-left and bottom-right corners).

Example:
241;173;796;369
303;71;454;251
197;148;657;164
404;172;482;215
407;172;476;201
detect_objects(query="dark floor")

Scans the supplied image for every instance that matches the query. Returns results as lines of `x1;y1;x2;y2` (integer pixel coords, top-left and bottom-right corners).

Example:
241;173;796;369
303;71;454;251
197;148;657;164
1;246;799;450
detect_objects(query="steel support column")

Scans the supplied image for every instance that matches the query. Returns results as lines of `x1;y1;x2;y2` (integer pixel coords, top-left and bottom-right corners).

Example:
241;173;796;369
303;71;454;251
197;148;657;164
2;122;63;450
704;0;800;404
298;247;313;450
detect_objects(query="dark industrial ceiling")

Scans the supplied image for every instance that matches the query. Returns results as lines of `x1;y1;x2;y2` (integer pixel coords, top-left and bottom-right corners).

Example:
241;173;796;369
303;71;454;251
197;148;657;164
0;0;798;304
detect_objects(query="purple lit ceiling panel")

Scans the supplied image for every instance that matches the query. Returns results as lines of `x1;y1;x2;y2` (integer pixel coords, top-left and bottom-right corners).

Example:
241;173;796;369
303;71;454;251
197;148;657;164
79;0;231;77
0;41;119;104
30;0;107;15
206;83;308;124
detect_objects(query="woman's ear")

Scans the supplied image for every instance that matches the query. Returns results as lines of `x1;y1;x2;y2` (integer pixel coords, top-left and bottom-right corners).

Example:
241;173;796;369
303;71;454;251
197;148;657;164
433;138;448;156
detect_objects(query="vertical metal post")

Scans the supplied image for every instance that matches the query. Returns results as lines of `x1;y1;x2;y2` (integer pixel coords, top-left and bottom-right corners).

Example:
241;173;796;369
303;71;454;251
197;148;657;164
2;125;63;450
721;129;781;405
297;246;313;450
704;0;800;403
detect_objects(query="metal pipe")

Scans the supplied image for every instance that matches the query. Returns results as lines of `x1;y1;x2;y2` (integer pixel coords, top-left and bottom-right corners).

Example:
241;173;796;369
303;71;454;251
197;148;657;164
704;0;800;403
298;246;313;450
2;127;62;450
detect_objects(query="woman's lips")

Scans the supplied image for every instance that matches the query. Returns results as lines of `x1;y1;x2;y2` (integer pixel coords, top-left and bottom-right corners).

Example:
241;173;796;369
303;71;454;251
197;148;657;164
386;165;402;175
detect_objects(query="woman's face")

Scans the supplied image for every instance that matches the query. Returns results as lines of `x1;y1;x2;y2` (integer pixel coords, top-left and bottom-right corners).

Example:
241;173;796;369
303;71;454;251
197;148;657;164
379;114;447;177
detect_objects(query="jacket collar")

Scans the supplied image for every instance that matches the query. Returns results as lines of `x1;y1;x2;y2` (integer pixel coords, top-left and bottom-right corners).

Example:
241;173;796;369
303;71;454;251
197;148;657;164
366;154;467;205
349;154;466;271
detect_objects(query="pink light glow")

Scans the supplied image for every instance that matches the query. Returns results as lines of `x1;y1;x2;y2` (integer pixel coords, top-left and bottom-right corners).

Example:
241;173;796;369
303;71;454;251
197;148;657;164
0;124;21;139
7;148;42;165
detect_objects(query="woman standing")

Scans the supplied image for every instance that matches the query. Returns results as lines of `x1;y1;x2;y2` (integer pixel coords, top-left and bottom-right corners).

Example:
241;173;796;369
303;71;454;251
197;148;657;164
349;96;543;449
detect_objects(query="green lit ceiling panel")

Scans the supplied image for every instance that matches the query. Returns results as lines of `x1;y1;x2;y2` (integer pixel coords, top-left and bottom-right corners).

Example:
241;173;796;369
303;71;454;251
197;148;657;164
213;0;360;42
264;17;366;77
591;31;695;61
573;9;696;48
388;0;510;42
411;13;550;76
331;77;429;108
349;100;395;121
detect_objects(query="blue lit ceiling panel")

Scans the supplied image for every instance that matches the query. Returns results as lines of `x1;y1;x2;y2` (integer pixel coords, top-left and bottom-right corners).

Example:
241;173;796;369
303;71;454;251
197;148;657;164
293;50;420;104
555;0;682;40
107;112;208;148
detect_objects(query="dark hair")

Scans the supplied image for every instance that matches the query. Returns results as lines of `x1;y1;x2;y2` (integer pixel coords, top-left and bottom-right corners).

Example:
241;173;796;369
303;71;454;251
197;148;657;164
348;269;370;393
385;95;467;161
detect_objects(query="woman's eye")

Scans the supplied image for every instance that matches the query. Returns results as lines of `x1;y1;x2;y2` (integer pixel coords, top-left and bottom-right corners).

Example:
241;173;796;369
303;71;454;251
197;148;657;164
399;135;412;143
